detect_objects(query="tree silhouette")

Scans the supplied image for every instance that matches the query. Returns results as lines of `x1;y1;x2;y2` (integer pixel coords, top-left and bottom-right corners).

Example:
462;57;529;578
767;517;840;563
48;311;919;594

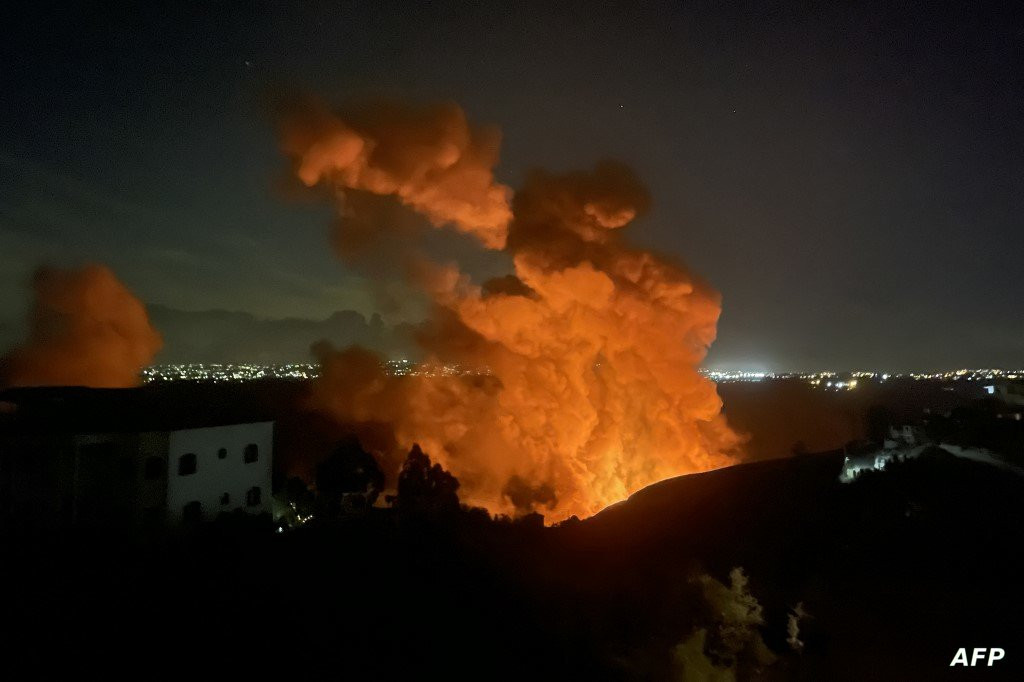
395;444;460;517
281;476;315;521
865;404;891;444
315;436;385;514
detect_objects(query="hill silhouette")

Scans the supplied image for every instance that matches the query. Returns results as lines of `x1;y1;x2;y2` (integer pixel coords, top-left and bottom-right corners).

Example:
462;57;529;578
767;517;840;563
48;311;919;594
2;445;1021;679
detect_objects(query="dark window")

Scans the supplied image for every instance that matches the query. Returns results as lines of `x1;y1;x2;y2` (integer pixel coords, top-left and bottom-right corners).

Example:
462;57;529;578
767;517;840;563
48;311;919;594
178;453;197;476
217;448;227;460
244;444;259;464
182;501;202;524
220;492;230;506
246;486;262;507
145;456;165;480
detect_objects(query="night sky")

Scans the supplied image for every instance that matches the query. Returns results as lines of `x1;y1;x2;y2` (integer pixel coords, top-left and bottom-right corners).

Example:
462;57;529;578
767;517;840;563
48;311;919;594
2;1;1022;371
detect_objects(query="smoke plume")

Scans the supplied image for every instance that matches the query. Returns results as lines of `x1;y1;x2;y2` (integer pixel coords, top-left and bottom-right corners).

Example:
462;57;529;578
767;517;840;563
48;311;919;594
279;98;512;251
0;265;162;388
286;98;741;521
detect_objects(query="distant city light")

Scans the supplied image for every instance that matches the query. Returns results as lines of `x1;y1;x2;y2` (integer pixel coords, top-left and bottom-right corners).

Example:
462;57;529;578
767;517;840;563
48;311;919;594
141;360;491;383
142;363;1024;387
698;368;1023;391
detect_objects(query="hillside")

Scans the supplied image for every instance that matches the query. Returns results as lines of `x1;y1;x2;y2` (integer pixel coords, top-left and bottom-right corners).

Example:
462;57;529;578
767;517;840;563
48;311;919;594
554;449;1024;679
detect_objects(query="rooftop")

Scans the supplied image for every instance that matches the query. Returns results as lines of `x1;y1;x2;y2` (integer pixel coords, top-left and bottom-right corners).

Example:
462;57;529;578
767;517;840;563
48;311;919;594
0;383;288;435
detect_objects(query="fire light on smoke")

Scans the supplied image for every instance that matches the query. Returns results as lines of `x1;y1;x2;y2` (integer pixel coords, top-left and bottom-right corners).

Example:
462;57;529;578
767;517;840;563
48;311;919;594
280;99;512;250
0;265;162;389
284;99;741;521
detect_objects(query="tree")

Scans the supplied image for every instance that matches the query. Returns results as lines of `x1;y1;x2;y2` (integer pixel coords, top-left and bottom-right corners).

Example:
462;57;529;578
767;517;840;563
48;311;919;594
865;404;891;444
281;476;315;520
395;444;460;517
315;436;385;514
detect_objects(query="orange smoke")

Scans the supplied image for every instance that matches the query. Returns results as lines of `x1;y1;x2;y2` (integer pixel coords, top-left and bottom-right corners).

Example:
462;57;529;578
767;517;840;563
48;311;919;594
280;99;512;250
0;265;162;388
290;101;741;521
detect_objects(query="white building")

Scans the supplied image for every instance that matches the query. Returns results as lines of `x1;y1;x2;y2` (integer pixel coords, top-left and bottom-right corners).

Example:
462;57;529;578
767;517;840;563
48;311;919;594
839;442;1024;483
0;387;274;531
983;381;1024;407
164;422;273;523
72;422;273;526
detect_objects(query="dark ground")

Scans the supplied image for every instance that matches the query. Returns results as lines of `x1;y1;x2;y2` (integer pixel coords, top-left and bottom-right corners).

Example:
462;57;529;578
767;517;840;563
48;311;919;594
2;447;1022;680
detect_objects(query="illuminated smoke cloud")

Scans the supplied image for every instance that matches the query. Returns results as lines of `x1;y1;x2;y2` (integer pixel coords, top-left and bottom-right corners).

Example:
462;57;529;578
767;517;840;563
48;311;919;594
295;99;741;521
0;265;162;388
279;98;513;250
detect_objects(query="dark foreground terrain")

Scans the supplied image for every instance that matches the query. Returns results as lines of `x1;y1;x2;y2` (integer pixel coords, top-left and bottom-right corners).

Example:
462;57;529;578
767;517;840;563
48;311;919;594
2;448;1021;680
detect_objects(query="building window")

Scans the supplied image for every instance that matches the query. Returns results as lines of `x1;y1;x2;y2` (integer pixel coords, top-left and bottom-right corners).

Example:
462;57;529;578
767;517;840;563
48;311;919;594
182;501;202;524
178;453;197;476
217;447;227;460
220;492;230;506
244;443;259;464
246;486;262;507
144;456;165;480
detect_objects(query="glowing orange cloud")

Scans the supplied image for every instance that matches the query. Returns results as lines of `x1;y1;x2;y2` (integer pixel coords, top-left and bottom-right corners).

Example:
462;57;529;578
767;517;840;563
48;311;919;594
1;265;162;389
293;101;741;521
280;99;513;249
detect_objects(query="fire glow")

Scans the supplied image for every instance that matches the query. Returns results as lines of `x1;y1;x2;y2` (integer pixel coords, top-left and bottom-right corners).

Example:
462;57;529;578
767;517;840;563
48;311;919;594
282;98;742;521
0;265;162;389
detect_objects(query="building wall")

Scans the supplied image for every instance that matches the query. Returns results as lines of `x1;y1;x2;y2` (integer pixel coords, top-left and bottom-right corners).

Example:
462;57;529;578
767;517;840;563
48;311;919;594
137;431;171;526
72;432;145;529
995;383;1024;407
0;433;76;531
164;422;273;522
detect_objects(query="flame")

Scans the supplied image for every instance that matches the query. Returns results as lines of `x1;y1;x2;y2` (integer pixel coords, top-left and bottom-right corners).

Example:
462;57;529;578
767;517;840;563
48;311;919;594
286;99;741;520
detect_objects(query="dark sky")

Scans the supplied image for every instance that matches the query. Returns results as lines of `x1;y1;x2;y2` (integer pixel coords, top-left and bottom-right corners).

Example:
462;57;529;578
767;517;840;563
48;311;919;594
2;1;1022;371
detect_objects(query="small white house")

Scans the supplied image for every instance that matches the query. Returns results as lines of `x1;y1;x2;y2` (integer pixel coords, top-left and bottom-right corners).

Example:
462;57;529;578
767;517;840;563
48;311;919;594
70;421;274;526
164;422;273;522
839;442;1022;483
0;387;275;531
985;381;1024;407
